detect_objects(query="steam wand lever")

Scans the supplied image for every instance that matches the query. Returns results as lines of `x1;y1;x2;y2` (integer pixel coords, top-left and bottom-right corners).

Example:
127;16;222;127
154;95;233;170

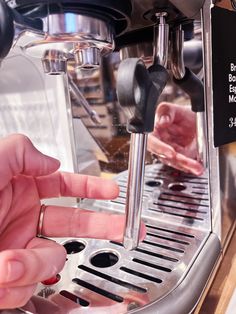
117;59;168;250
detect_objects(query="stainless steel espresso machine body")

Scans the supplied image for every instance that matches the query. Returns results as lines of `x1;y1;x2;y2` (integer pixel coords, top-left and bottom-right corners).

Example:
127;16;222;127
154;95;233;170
0;0;235;313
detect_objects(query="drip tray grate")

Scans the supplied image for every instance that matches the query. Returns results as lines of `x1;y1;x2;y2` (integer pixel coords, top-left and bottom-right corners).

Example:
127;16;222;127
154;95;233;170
36;164;211;313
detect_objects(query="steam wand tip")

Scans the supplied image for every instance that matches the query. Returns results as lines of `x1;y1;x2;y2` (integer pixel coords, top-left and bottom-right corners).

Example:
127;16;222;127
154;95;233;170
90;110;102;125
123;236;139;251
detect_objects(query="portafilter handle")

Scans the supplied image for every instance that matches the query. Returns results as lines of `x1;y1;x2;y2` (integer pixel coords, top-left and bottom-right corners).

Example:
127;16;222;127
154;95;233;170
117;58;169;250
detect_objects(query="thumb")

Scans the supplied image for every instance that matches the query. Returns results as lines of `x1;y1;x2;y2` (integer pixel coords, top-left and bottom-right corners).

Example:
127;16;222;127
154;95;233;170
0;237;66;288
155;102;176;127
0;134;60;190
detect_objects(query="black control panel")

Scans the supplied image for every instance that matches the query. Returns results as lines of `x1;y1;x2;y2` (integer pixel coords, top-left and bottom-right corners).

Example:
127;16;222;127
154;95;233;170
212;6;236;147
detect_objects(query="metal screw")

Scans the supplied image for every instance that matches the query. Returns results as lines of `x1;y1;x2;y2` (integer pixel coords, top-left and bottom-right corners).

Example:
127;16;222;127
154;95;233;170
155;12;168;19
155;12;168;26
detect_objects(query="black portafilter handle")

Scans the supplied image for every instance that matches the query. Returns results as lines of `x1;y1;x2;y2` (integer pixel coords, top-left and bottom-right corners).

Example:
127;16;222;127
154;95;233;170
0;0;14;62
173;67;204;113
117;58;169;133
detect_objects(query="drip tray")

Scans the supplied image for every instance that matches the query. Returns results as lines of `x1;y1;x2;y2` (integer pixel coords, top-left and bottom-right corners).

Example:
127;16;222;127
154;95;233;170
35;164;220;314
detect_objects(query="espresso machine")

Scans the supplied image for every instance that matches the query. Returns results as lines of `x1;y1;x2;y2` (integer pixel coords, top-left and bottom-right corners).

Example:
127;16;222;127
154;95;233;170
0;0;236;313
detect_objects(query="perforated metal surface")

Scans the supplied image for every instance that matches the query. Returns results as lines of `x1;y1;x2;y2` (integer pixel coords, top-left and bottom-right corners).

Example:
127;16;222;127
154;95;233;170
36;164;211;313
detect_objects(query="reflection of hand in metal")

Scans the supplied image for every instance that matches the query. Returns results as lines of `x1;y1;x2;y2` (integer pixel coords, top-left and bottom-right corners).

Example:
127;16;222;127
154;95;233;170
147;102;204;175
21;287;151;314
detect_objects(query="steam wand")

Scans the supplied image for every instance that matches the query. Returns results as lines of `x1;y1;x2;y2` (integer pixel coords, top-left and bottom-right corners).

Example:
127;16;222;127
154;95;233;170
117;15;169;250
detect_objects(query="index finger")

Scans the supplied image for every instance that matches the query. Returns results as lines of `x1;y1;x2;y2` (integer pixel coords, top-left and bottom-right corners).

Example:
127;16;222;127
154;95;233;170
35;172;120;200
39;206;146;242
175;153;204;176
147;133;176;160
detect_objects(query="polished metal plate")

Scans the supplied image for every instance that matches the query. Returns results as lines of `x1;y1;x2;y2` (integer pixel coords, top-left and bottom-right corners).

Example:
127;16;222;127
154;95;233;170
36;163;211;313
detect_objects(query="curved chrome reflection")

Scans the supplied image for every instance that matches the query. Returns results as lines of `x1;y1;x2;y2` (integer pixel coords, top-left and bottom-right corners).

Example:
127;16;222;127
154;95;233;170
42;49;67;74
170;25;185;80
20;13;114;70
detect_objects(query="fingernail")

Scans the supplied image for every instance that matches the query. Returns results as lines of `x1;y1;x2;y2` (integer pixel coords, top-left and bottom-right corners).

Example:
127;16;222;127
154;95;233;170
193;168;204;176
3;260;25;283
158;115;170;125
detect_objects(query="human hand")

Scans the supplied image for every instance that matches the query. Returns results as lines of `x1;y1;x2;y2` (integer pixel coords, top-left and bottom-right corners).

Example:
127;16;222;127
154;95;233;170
148;102;204;176
0;134;146;309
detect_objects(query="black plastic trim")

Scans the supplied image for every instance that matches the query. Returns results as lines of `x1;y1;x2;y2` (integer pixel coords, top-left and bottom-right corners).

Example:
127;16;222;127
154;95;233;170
0;0;14;60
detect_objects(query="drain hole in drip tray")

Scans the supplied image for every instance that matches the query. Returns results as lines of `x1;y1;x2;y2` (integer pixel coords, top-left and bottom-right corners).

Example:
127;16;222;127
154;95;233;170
90;252;119;268
168;182;186;191
60;290;89;307
146;180;162;187
63;241;85;254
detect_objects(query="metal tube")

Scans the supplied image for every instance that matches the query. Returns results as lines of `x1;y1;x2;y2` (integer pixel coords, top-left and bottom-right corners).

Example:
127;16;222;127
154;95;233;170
170;25;186;79
122;12;169;251
153;13;169;67
123;133;147;251
196;111;208;169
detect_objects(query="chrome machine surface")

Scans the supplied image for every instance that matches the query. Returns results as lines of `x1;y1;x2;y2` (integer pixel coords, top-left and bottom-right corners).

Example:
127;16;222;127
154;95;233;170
0;0;235;313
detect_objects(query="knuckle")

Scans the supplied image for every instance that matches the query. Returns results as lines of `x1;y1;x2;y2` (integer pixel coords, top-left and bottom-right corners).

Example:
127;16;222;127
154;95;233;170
158;102;170;111
16;134;31;147
9;133;30;145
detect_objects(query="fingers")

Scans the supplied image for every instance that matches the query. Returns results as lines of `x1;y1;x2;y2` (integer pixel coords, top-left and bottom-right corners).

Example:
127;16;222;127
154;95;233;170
35;172;120;200
147;133;176;160
158;152;204;176
155;102;177;128
148;132;203;175
175;153;204;175
0;284;37;309
0;238;66;289
155;102;195;131
0;134;60;190
38;206;146;242
41;207;125;240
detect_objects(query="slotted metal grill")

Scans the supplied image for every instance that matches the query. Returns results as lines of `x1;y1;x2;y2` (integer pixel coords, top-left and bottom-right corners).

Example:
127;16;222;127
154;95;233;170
36;163;212;313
